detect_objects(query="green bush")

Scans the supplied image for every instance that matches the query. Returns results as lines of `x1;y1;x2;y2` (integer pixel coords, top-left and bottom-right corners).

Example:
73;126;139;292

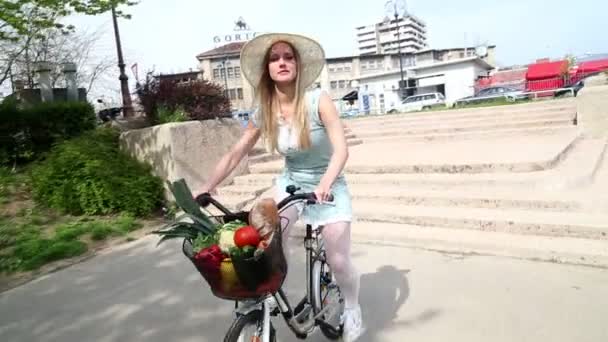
157;105;189;124
136;73;232;124
0;100;96;166
29;127;164;217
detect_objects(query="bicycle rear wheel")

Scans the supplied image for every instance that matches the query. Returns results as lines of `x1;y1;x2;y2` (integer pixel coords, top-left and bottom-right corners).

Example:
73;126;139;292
224;310;276;342
311;259;344;340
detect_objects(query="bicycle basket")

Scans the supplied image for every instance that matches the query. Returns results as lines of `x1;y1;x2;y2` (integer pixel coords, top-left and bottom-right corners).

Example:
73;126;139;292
182;214;288;301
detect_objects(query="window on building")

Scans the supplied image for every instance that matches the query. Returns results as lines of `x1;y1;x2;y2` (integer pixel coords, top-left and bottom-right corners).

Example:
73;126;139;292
329;67;336;72
338;80;346;88
227;67;234;78
213;69;220;78
330;81;337;89
229;89;236;100
237;88;243;99
234;66;241;78
220;69;226;78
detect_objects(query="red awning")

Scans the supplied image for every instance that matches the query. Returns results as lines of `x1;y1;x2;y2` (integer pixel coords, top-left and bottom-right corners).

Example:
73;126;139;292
526;60;567;80
577;59;608;73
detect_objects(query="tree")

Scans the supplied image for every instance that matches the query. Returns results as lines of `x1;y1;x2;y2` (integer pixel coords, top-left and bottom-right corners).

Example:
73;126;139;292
1;25;117;97
0;0;137;42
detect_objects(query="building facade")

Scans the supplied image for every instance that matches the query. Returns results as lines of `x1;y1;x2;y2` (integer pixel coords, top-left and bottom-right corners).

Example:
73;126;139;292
195;40;496;115
196;42;253;111
356;14;428;56
322;45;496;110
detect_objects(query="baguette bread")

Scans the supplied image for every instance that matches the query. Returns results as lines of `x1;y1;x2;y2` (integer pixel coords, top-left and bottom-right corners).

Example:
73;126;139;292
249;198;279;240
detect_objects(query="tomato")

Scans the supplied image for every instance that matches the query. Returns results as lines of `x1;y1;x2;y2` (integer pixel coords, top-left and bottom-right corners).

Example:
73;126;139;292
233;226;261;248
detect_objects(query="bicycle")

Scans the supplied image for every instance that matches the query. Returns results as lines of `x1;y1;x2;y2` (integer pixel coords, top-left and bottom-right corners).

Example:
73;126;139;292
191;184;345;342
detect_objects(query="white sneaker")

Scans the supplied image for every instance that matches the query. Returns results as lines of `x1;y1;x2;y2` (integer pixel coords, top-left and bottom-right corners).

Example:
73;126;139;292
341;305;365;342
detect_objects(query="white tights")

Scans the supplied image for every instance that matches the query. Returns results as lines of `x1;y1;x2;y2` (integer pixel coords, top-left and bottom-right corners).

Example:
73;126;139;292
278;201;360;309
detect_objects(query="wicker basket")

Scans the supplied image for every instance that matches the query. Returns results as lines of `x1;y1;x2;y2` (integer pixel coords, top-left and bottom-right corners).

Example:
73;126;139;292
182;215;287;301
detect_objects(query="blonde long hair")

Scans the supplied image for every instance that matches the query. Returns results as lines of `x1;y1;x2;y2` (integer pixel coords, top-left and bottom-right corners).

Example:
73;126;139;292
255;42;311;153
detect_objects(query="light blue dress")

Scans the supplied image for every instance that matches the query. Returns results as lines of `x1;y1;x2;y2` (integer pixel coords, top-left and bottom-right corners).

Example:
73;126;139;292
251;88;353;227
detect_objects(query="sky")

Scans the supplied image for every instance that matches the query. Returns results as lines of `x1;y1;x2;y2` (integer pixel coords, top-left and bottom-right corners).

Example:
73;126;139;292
2;0;606;102
65;0;607;75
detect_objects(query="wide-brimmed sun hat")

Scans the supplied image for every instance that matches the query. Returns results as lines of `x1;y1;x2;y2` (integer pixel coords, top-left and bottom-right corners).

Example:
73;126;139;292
239;32;326;89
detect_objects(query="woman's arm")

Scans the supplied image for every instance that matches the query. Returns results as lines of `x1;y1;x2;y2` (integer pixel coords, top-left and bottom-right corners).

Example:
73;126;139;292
315;92;350;201
196;121;261;196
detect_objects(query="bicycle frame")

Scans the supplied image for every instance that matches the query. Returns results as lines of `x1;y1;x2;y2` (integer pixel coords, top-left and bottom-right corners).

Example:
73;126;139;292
234;223;340;341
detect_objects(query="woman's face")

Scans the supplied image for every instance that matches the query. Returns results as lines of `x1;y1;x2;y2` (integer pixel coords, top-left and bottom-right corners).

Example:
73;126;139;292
267;42;297;85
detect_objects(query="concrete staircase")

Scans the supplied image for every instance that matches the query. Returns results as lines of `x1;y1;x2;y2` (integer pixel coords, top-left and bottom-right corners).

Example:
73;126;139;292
211;98;608;268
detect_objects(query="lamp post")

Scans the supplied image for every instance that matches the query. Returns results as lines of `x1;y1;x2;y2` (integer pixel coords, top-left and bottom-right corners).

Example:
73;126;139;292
221;58;230;98
385;0;407;100
111;5;134;117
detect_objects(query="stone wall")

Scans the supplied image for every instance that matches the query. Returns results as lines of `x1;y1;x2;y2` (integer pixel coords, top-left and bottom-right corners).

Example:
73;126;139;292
119;119;249;200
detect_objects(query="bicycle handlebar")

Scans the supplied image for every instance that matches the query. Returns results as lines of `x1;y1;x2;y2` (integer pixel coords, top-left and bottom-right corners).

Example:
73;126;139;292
194;190;333;216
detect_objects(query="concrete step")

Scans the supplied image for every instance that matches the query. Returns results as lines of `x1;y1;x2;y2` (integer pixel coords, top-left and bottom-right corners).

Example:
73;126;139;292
353;117;575;139
249;133;363;159
347;106;576;130
330;222;608;269
217;184;272;197
249;136;362;164
347;185;582;212
361;126;578;143
347;111;575;132
233;173;276;186
250;132;581;174
343;99;576;123
351;201;608;240
235;137;606;191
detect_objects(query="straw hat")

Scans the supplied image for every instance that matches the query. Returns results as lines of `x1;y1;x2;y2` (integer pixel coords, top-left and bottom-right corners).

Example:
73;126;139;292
239;32;326;89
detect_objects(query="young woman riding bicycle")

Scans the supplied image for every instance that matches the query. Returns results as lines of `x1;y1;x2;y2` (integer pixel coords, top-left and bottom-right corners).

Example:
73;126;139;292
195;32;365;342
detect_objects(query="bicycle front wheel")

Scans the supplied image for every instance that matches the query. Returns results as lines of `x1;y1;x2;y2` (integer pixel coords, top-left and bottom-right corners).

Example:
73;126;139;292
223;310;276;342
312;259;344;340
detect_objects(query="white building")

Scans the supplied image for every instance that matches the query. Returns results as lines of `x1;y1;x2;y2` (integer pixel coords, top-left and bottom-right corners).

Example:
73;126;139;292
353;57;495;113
356;14;428;56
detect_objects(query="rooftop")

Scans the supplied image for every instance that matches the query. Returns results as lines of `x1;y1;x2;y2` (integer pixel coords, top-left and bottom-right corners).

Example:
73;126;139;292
196;42;246;60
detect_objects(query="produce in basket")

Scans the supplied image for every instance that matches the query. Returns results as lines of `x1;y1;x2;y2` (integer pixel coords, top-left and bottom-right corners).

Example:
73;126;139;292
152;179;286;297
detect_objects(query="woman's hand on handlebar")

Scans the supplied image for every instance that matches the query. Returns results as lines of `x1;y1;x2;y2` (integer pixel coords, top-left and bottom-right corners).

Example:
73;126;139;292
313;181;333;204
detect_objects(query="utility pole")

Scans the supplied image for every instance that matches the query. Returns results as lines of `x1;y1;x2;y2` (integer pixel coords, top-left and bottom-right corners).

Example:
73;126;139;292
111;5;134;117
222;58;230;98
385;0;407;101
395;13;404;100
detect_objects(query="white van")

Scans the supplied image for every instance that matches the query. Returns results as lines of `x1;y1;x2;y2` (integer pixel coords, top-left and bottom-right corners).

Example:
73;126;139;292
391;92;446;113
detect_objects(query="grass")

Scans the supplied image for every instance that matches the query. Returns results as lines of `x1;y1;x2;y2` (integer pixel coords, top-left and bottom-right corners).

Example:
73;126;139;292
0;211;142;273
0;166;151;275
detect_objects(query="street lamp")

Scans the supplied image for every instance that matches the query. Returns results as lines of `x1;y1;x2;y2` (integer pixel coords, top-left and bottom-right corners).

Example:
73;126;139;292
221;58;230;98
385;0;408;100
111;5;134;117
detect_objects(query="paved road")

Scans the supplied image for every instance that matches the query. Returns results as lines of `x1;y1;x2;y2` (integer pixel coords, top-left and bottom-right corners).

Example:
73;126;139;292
1;235;608;342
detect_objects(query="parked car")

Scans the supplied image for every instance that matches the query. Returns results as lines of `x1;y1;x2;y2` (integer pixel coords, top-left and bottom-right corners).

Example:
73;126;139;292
453;86;528;107
388;92;446;113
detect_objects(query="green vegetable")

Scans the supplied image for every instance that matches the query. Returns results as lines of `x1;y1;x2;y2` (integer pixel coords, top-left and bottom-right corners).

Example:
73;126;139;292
242;245;255;258
192;233;218;253
229;246;244;259
221;220;247;231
